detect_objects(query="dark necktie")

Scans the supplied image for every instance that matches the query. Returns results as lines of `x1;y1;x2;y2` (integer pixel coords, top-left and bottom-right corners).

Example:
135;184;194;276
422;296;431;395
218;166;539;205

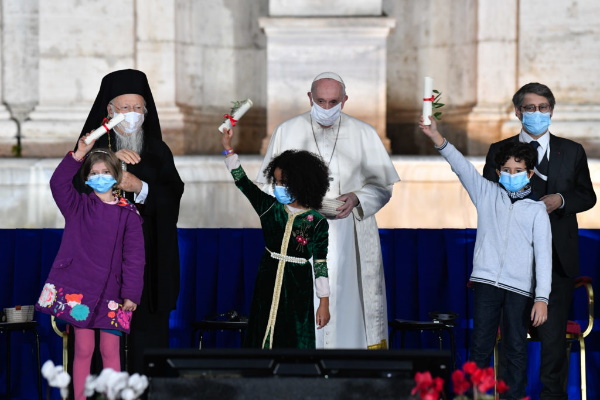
530;141;549;176
530;140;548;196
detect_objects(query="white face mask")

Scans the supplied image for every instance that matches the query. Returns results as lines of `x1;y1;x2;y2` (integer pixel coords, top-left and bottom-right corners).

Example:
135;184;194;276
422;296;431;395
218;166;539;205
118;112;144;134
110;105;144;135
310;101;342;126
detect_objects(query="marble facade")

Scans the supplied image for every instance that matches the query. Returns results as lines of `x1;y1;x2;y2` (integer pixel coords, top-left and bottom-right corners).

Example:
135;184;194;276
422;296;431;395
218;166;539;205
0;0;599;228
1;0;599;157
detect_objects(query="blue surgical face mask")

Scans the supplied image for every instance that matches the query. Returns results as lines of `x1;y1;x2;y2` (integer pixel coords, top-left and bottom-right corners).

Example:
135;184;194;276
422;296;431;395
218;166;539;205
522;111;551;136
273;185;295;204
85;174;117;193
499;171;530;192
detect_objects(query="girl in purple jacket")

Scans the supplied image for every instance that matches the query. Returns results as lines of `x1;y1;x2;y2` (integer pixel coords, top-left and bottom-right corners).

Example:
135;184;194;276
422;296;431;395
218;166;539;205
36;135;145;400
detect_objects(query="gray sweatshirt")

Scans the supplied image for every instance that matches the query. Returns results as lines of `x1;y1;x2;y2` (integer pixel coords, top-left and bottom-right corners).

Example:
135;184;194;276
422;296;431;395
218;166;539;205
438;141;552;303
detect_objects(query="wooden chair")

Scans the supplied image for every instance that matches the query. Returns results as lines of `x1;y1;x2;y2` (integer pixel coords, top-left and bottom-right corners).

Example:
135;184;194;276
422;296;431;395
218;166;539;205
494;276;594;400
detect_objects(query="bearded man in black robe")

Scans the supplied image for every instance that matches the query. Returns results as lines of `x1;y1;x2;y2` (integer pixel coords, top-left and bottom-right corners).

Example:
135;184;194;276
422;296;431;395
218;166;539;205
75;69;184;373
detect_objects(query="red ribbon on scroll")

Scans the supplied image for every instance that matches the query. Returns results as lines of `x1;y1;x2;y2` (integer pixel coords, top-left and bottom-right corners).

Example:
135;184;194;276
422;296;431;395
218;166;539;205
101;118;111;133
223;114;238;127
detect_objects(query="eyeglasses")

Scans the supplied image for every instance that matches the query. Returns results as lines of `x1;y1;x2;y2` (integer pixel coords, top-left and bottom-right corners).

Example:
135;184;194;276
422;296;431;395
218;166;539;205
110;103;145;113
520;104;551;113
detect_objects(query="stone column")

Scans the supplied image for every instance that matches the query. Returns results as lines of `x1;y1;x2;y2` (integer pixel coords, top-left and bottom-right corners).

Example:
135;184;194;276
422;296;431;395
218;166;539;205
21;0;184;156
0;0;36;156
385;0;477;155
175;0;268;155
136;0;184;154
465;0;518;155
260;0;395;153
23;1;138;156
507;1;600;156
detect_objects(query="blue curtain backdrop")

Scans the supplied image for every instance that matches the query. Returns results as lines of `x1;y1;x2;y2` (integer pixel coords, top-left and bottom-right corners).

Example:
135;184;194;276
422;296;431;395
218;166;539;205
1;228;599;400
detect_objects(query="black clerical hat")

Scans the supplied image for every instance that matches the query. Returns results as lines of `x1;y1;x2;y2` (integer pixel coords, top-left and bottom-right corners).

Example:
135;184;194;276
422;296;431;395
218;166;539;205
79;69;162;140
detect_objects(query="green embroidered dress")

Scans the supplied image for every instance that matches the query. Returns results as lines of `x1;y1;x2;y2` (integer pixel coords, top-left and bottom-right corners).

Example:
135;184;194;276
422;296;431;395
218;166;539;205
228;156;329;349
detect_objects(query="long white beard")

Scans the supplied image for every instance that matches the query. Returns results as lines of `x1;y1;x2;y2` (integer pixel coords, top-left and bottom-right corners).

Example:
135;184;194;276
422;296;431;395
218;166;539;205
114;128;144;154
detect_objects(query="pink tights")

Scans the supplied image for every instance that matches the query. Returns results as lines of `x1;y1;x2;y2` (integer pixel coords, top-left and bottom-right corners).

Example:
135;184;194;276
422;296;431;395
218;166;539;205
73;327;121;400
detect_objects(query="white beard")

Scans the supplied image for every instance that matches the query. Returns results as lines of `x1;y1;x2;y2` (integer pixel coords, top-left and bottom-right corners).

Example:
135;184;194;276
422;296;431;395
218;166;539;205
114;128;144;154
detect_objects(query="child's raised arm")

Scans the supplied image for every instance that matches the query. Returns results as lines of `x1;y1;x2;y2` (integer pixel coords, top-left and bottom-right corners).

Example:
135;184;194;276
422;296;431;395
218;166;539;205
74;133;96;160
50;134;97;216
221;127;235;156
221;126;277;215
417;115;495;207
418;116;445;147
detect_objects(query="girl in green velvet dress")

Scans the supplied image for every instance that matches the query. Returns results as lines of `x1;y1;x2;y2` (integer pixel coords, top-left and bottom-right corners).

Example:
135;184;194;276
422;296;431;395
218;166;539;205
221;127;331;349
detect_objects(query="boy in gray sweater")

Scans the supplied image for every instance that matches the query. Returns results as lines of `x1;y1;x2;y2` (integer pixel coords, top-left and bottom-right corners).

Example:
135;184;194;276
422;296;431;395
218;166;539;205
419;116;551;399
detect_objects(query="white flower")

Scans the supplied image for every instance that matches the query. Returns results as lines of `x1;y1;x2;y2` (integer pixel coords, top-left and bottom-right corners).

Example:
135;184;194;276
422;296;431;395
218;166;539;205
108;300;119;310
105;371;129;400
41;360;57;380
128;373;149;397
120;387;137;400
84;374;97;397
44;362;150;400
53;365;64;378
49;370;70;389
94;367;115;394
42;359;70;395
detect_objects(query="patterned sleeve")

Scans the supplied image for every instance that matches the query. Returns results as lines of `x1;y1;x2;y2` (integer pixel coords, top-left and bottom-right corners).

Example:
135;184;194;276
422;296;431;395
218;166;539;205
312;217;329;278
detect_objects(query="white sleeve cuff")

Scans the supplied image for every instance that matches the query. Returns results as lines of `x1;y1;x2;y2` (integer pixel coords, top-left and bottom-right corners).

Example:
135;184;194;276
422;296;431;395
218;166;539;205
134;180;149;204
315;277;330;298
557;193;565;209
224;154;241;171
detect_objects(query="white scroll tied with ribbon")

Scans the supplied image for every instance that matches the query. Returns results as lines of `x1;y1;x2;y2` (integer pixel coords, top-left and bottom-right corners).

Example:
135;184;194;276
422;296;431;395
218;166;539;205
422;77;434;126
218;99;254;133
84;113;126;144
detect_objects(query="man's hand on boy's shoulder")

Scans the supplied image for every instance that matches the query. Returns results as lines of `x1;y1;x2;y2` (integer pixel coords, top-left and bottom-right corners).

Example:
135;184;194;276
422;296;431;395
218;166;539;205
540;193;563;213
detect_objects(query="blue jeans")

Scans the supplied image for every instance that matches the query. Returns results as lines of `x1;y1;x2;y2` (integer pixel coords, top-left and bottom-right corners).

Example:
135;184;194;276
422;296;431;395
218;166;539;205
470;283;532;400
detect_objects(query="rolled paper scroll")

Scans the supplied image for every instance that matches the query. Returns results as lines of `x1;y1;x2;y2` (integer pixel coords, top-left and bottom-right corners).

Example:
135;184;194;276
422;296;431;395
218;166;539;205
218;99;253;133
84;113;125;144
317;198;345;218
422;77;434;126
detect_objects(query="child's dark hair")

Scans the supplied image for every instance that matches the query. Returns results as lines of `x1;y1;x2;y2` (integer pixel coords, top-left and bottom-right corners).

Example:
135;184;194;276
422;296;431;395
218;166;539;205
263;150;330;209
80;148;123;186
494;142;537;171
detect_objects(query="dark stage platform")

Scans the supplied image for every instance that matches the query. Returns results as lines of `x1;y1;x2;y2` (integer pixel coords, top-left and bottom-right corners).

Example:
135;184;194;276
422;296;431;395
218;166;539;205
144;348;451;400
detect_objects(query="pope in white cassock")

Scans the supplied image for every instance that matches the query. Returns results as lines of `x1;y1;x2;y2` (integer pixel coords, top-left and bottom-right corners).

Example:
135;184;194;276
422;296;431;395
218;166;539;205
257;72;400;349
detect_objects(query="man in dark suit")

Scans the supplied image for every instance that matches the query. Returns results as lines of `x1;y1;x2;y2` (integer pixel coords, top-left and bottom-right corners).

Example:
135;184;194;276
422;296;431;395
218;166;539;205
483;82;596;400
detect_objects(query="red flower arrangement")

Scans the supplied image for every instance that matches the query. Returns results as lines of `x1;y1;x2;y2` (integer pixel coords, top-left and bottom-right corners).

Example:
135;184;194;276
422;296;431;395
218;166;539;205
411;361;525;400
412;371;444;400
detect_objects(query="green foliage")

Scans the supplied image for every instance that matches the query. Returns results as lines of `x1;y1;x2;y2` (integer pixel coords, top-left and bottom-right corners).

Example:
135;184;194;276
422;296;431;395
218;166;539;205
229;100;245;115
432;89;444;120
11;144;22;157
